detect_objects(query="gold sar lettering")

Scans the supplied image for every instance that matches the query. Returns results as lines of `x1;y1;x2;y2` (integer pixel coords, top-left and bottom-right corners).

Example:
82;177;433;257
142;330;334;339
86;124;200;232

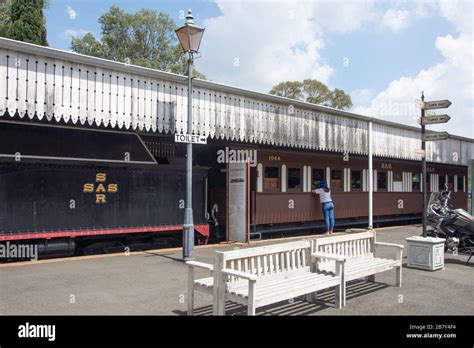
96;173;106;182
108;184;118;193
96;183;106;193
95;194;107;204
83;183;94;193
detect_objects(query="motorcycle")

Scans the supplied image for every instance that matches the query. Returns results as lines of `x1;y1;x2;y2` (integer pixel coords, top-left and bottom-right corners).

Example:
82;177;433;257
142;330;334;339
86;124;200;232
426;184;474;264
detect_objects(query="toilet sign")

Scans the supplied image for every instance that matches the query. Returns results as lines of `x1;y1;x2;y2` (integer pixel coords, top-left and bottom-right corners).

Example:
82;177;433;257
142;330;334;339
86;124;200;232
174;133;207;144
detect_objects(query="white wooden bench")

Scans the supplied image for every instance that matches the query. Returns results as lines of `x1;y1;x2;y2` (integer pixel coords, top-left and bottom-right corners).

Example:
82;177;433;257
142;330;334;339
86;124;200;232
186;260;215;315
307;231;403;307
186;240;347;315
214;240;346;315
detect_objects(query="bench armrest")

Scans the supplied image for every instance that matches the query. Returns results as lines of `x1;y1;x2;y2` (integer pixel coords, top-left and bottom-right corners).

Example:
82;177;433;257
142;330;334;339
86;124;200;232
374;242;404;250
374;242;404;262
186;261;214;271
311;252;346;262
221;268;257;282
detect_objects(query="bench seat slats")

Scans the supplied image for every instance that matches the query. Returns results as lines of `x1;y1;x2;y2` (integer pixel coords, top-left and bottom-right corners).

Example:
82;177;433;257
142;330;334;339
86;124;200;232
319;257;396;274
194;277;213;288
228;273;336;298
223;268;317;293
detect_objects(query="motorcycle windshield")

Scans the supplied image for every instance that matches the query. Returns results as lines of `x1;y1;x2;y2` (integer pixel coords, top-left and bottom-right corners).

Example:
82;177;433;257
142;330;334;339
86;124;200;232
428;192;442;206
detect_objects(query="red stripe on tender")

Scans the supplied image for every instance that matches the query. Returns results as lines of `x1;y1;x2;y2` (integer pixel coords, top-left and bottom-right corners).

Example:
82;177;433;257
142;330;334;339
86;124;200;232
0;224;210;241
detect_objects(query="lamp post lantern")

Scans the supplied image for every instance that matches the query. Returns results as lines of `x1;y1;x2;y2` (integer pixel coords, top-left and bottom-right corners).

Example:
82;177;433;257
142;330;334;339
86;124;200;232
175;9;205;261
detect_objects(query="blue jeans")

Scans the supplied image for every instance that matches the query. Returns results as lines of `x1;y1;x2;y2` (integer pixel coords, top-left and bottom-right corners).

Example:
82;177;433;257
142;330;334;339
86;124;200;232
322;202;335;232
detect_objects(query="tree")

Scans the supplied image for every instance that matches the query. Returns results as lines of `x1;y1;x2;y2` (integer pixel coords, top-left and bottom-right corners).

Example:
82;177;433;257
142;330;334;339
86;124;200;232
71;6;205;78
2;0;48;46
303;79;331;105
0;1;10;37
269;78;352;110
269;81;303;99
70;32;104;57
330;88;353;110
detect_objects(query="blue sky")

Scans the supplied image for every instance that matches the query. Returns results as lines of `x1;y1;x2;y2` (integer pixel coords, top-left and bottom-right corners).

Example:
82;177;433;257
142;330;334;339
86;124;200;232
45;0;221;49
44;0;473;138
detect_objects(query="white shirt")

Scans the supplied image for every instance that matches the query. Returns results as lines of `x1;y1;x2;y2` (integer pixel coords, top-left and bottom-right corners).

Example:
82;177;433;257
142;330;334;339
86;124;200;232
313;188;332;203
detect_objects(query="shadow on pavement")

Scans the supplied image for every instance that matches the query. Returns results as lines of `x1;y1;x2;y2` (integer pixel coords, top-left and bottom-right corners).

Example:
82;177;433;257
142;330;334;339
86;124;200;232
174;279;389;316
142;251;184;262
444;258;474;267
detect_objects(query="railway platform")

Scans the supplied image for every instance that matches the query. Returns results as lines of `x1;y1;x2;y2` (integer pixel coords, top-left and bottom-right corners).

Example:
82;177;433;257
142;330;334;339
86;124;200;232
1;225;473;316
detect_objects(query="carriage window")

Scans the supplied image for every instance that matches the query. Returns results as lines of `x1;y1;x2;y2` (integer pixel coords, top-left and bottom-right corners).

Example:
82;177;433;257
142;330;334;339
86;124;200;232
264;166;279;190
412;174;420;191
457;175;464;192
448;175;454;191
439;175;446;190
312;168;325;187
288;168;301;189
331;170;342;190
377;172;387;190
351;171;361;189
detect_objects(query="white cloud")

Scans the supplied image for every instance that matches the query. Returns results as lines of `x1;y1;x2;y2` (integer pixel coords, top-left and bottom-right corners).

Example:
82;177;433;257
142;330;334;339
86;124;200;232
353;0;474;138
351;89;373;106
61;29;89;40
196;0;377;93
195;0;472;138
380;8;410;31
67;5;77;20
309;0;378;33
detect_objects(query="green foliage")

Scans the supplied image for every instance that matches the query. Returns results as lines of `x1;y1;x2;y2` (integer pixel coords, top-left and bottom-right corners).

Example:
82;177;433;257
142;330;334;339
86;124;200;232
71;6;205;78
71;32;104;57
0;1;10;37
1;0;48;46
330;88;353;110
269;78;352;110
269;81;303;99
303;79;331;105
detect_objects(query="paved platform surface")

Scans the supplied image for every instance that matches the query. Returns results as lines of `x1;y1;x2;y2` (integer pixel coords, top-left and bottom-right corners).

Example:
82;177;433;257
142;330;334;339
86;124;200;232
1;225;473;315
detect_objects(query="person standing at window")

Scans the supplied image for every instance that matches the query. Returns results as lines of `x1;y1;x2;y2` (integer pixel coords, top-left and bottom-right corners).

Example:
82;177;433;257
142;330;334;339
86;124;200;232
313;179;335;235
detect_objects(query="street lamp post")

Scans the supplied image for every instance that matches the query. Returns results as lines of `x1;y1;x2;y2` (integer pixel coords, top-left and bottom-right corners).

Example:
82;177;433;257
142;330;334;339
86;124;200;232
175;10;205;261
421;92;427;237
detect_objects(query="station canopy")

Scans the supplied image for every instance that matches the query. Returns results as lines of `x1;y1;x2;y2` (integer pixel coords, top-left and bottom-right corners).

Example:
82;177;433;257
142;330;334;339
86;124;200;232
0;37;472;166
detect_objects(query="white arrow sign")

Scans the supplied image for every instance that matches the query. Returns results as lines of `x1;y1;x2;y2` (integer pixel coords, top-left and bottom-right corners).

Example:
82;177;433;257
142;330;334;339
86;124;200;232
414;99;425;108
421;114;451;125
423;100;452;110
414;149;426;157
423;132;449;141
174;133;207;144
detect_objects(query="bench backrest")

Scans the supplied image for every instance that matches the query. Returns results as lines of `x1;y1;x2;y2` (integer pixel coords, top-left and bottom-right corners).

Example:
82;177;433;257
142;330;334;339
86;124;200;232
215;240;312;281
308;231;376;260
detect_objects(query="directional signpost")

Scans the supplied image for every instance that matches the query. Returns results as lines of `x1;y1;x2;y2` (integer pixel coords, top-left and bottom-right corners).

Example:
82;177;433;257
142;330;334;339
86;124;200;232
413;149;426;158
423;99;452;110
423;131;449;141
416;93;452;237
421;115;451;125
